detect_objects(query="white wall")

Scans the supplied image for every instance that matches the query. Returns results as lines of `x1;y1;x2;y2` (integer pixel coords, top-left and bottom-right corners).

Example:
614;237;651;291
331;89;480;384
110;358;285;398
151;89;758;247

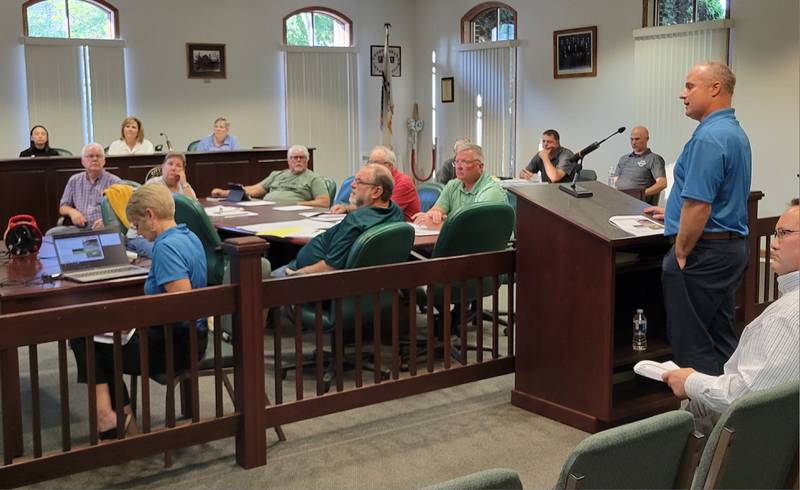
729;0;800;217
0;6;31;155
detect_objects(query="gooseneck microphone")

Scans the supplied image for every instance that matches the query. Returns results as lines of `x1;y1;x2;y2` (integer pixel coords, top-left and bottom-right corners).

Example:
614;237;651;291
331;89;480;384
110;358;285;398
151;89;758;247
160;132;173;151
568;127;626;163
560;126;626;198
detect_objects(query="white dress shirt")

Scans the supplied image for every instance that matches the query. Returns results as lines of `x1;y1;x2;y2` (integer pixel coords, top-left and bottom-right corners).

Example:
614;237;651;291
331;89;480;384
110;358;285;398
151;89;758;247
685;270;799;413
107;138;155;156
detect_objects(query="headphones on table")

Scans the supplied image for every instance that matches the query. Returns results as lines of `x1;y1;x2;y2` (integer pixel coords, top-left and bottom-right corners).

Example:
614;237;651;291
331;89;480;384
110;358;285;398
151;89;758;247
4;215;43;257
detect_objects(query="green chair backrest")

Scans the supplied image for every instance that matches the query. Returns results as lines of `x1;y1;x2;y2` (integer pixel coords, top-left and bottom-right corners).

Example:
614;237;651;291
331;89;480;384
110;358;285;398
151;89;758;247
334;176;355;205
417;182;444;212
421;468;523;490
432;202;514;258
100;181;141;234
172;193;225;285
51;147;72;156
555;410;696;489
187;139;201;152
322;177;337;204
578;169;598;182
691;381;799;489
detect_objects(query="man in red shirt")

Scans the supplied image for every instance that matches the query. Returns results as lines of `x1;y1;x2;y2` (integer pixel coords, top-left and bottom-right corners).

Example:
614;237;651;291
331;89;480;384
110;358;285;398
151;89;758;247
331;145;420;221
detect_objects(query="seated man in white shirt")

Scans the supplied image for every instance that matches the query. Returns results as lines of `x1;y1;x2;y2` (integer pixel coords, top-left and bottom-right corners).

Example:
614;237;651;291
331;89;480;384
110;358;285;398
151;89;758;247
662;198;800;435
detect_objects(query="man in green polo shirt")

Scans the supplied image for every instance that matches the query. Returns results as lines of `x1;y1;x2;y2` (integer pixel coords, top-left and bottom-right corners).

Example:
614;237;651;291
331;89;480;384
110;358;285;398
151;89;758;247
273;164;403;277
210;145;330;207
413;143;507;230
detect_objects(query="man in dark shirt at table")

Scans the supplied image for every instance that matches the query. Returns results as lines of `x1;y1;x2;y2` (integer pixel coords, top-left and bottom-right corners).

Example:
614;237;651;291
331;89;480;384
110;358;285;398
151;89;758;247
519;129;576;183
273;164;403;277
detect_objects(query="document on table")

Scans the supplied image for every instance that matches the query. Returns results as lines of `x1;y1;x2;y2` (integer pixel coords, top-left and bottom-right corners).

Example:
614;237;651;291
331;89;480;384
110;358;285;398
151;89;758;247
608;215;665;237
273;205;315;211
499;179;546;188
235;200;275;206
411;224;440;236
204;205;258;218
633;360;680;382
239;219;336;238
94;329;136;345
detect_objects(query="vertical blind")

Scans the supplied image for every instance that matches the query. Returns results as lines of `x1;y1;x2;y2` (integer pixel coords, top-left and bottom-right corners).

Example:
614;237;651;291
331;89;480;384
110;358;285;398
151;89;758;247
457;41;517;177
24;39;127;154
285;47;359;185
633;20;731;165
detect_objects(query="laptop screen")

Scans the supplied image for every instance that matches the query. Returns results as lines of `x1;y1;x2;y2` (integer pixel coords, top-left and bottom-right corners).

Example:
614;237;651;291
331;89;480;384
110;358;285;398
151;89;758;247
53;229;126;269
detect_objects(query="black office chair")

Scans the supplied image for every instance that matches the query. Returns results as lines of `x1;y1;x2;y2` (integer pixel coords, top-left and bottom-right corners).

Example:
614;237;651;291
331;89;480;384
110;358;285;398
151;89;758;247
51;147;73;156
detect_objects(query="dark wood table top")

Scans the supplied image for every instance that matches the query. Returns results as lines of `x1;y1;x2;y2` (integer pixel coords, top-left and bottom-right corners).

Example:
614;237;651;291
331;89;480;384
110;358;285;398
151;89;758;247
200;198;438;247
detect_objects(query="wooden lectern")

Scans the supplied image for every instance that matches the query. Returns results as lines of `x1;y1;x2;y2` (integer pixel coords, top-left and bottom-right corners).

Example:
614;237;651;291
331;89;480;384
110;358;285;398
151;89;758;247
510;181;680;433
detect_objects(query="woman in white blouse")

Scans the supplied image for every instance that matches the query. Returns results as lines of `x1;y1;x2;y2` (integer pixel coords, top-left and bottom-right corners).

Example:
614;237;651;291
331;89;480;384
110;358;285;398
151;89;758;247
107;116;155;155
146;152;197;199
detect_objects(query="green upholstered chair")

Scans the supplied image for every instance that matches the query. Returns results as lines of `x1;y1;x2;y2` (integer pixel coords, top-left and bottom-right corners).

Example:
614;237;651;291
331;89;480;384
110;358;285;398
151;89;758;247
691;381;799;489
187;139;201;152
417;182;445;212
577;169;597;182
282;222;415;391
555;410;702;489
51;147;73;156
334;176;355;205
422;468;523;490
321;176;337;204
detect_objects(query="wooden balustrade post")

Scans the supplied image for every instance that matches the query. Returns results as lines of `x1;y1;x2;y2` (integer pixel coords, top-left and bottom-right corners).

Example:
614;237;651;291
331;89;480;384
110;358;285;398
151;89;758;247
739;191;764;329
222;237;268;468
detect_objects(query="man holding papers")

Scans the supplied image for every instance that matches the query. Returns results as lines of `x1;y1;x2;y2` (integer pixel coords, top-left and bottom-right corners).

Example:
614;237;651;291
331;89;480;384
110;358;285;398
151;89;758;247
273;164;402;276
645;62;752;376
210;145;330;207
662;199;799;435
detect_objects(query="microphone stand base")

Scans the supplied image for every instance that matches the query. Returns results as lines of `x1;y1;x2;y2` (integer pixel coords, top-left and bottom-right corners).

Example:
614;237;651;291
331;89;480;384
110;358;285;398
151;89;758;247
559;183;593;198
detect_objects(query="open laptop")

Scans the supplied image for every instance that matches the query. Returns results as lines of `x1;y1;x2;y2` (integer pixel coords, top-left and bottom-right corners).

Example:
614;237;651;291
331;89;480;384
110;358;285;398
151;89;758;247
52;228;149;283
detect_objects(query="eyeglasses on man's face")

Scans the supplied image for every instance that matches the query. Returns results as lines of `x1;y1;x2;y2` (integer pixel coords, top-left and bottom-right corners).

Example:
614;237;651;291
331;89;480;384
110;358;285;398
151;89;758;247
773;228;800;241
452;159;480;168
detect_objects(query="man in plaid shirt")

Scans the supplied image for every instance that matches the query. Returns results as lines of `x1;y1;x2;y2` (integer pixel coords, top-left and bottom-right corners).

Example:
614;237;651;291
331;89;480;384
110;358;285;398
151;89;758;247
56;142;121;232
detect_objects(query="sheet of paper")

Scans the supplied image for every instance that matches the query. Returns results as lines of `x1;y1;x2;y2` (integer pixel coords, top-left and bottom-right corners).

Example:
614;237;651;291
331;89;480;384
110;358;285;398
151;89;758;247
204;205;258;218
499;179;546;188
311;214;346;223
256;227;303;238
299;211;323;217
273;205;315;211
239;219;336;235
608;215;665;237
412;224;440;236
235;200;274;207
633;360;680;382
94;329;136;345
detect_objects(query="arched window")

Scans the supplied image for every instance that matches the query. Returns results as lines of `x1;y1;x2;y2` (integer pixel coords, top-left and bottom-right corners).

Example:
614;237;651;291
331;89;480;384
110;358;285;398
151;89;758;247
461;2;517;43
283;7;352;47
23;0;118;39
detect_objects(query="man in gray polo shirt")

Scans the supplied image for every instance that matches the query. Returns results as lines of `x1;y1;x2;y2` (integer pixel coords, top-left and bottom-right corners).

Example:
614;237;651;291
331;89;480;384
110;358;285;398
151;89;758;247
612;126;667;204
519;129;576;183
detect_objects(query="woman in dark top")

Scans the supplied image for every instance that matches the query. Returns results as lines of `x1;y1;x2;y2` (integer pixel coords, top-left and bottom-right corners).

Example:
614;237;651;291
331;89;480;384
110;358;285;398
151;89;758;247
19;125;59;157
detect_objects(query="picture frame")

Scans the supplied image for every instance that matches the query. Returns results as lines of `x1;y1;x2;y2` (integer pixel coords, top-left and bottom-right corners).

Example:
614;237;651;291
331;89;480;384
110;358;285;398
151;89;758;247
187;43;226;79
553;26;597;79
441;77;454;103
370;45;401;77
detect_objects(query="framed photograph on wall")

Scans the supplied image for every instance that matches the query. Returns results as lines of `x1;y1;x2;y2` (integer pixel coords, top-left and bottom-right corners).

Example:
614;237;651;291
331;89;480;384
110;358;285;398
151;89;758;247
187;43;226;79
370;45;401;77
441;77;454;103
553;26;597;79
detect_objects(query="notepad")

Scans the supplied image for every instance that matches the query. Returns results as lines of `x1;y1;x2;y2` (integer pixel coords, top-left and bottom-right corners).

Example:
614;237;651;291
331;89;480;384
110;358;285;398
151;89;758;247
256;227;303;238
633;360;680;382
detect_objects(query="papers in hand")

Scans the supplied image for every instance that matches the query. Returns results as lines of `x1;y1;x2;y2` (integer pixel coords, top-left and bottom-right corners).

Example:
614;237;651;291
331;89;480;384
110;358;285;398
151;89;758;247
633;360;680;382
609;215;665;237
94;329;136;345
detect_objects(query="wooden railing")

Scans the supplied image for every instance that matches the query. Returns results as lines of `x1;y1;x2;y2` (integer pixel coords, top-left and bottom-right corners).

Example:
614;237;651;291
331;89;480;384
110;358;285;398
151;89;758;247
0;238;516;487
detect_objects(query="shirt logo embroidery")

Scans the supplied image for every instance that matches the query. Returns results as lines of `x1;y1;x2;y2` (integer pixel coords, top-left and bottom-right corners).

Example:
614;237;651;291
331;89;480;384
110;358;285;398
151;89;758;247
637;160;647;168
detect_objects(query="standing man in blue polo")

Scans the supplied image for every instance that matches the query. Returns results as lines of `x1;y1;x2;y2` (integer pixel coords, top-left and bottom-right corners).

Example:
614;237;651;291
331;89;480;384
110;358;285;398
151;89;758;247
645;61;752;375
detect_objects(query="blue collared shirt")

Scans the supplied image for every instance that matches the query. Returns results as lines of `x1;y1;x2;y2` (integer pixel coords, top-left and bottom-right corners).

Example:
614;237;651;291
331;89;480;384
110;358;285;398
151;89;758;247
664;108;752;236
196;134;240;152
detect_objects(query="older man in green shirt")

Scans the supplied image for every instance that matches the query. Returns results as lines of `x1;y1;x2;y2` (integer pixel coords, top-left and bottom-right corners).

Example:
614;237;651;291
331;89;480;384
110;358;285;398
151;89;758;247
413;143;507;230
210;145;330;207
273;164;403;277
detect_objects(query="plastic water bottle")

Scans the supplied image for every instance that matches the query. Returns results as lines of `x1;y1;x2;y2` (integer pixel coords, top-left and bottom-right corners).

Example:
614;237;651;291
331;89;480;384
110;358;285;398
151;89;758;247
608;167;616;188
633;309;647;351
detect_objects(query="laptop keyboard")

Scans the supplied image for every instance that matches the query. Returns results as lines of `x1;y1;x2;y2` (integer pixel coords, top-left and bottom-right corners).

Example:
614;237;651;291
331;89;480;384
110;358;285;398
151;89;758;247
69;265;145;279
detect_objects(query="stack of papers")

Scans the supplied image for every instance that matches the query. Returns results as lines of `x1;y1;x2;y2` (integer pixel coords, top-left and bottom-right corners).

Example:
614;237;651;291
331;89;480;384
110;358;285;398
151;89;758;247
235;200;274;207
238;219;337;238
204;205;258;218
633;360;680;382
499;178;546;188
273;205;315;211
609;215;665;237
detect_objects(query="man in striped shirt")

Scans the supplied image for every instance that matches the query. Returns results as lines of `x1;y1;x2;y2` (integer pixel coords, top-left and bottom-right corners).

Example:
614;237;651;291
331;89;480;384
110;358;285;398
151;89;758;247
663;198;800;435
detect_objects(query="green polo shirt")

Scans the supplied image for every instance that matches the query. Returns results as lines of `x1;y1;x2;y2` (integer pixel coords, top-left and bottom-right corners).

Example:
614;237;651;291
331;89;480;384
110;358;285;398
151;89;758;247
258;169;328;203
433;172;508;214
291;202;404;270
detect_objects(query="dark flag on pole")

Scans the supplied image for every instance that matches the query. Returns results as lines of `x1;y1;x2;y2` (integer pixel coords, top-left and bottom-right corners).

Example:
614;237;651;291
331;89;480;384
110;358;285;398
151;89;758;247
380;23;394;148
